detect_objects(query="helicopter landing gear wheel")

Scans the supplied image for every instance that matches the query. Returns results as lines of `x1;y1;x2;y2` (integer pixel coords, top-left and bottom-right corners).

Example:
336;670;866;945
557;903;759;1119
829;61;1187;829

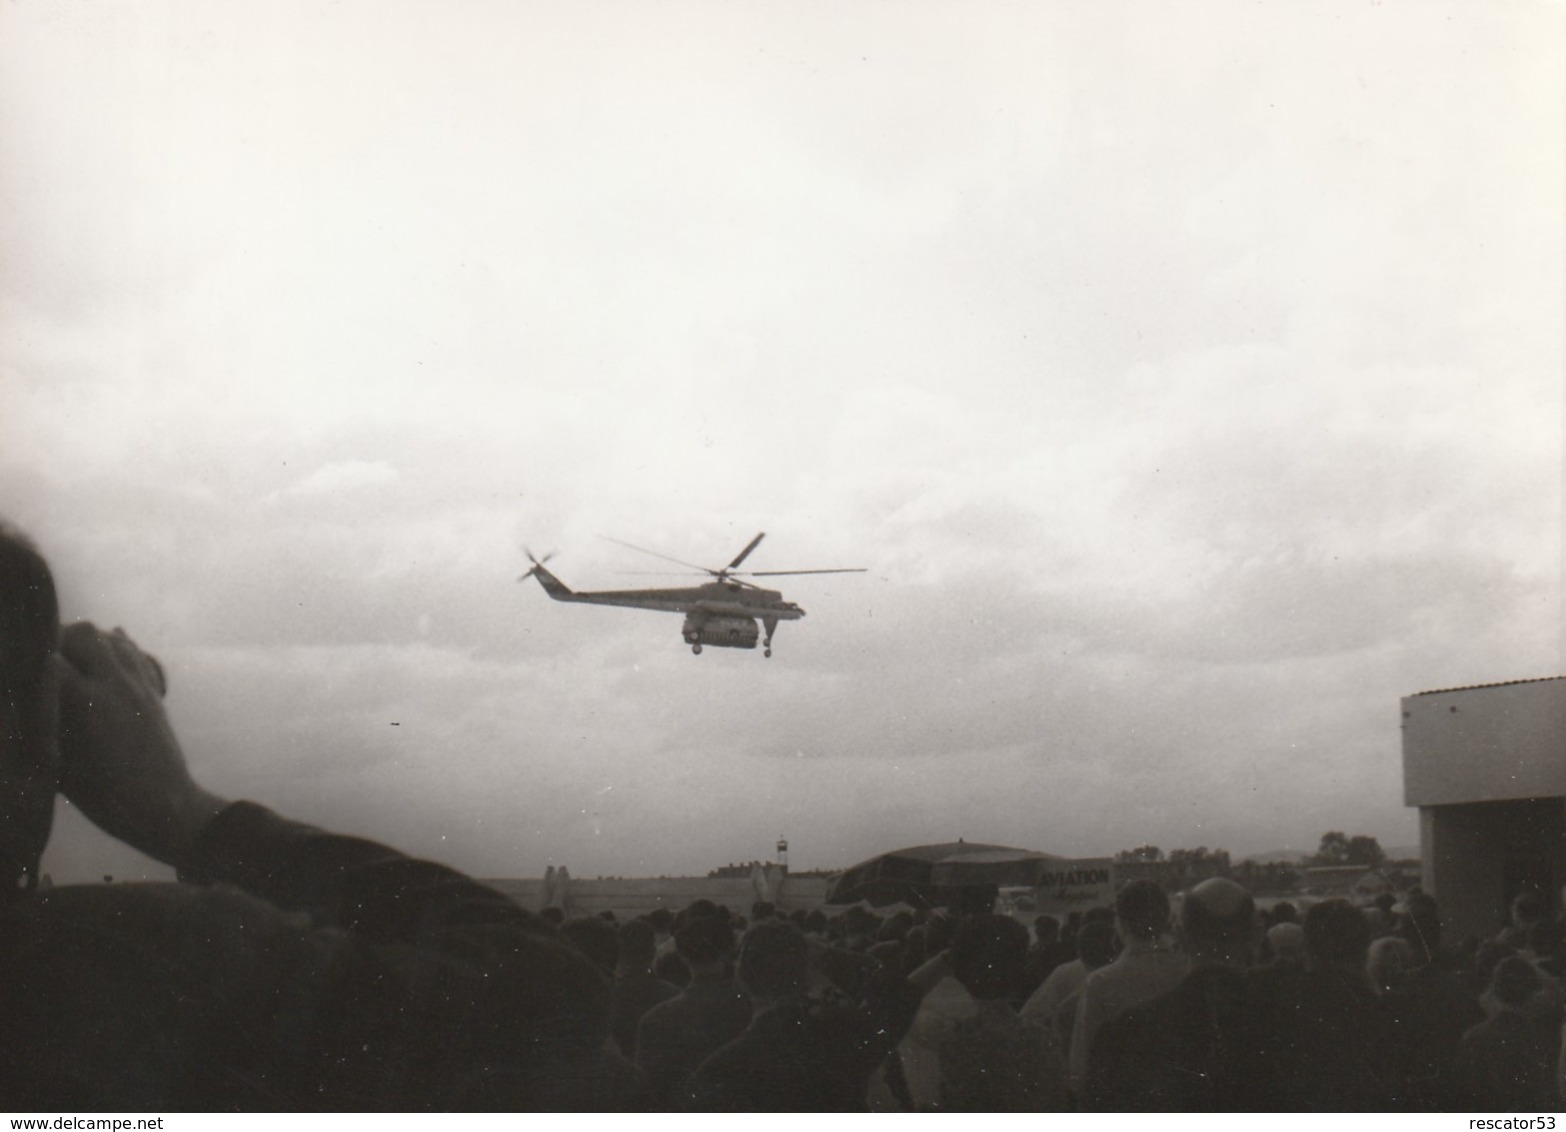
764;646;772;658
692;643;702;655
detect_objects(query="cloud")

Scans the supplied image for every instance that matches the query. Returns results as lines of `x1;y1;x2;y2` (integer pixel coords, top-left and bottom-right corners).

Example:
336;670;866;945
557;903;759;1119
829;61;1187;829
276;460;401;499
3;0;1560;879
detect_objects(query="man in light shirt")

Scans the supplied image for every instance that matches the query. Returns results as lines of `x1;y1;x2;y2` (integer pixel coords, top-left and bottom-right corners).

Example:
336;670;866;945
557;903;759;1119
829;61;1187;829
1069;879;1188;1086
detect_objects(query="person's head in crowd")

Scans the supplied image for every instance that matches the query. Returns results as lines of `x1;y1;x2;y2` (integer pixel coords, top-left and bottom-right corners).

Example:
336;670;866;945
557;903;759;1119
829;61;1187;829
1483;955;1544;1015
1266;921;1307;967
1270;901;1298;925
876;910;914;945
1304;899;1372;976
1372;892;1397;917
0;523;61;898
955;885;998;918
1367;935;1414;994
616;918;659;977
750;900;775;922
737;920;810;1004
653;949;690;988
675;911;736;981
1363;905;1394;940
1033;915;1060;947
802;908;827;936
685;898;720;923
560;915;619;975
1455;934;1481;971
1509;890;1547;932
924;913;956;954
1525;921;1561;965
1397;892;1444;964
1179;878;1256;966
540;906;566;927
1077;918;1119;972
949;913;1030;1002
646;908;674;936
598;909;617;922
866;938;907;984
1473;939;1516;984
1115;879;1171;945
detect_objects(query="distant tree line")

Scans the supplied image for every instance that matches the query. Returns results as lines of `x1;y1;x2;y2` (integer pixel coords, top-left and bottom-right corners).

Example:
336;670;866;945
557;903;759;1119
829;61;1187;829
1310;830;1387;868
1111;831;1395;894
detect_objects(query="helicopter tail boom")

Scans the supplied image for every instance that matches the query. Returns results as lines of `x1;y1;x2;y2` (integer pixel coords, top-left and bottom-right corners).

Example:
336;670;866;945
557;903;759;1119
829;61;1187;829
519;560;576;601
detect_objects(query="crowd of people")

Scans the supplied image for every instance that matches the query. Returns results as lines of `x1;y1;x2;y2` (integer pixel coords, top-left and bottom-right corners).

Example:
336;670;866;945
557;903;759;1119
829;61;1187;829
2;519;1563;1111
560;876;1564;1111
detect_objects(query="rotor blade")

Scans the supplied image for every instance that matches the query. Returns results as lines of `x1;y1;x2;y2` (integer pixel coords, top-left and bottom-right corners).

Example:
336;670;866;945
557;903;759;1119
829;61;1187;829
599;535;717;575
612;570;707;577
740;568;868;577
518;547;555;580
727;532;767;570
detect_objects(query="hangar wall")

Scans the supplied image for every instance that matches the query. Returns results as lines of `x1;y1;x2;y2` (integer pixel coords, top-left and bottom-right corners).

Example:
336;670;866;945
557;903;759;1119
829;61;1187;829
1402;678;1566;943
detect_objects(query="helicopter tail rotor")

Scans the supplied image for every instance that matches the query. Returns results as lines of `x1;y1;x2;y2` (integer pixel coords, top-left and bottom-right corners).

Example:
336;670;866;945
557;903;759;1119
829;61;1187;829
517;547;557;582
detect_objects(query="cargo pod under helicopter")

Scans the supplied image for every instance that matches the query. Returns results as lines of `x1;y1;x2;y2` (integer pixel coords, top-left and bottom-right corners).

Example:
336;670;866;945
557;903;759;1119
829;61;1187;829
518;532;864;657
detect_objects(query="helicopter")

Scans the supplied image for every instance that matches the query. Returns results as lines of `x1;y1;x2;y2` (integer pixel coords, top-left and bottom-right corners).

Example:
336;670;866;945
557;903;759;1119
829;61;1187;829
518;532;864;657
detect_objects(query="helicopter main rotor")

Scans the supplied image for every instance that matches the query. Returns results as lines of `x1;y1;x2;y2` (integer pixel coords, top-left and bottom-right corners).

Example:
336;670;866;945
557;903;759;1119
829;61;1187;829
600;532;865;587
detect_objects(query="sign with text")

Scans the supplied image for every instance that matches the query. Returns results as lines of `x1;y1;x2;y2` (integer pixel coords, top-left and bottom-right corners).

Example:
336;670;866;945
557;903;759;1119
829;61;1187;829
1033;858;1117;915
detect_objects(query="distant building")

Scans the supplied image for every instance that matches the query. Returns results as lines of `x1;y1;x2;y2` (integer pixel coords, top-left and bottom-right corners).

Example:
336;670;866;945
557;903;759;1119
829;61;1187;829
1402;676;1566;942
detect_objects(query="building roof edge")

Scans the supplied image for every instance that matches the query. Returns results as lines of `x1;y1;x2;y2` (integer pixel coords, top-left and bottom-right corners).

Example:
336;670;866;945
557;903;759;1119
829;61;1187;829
1409;675;1566;698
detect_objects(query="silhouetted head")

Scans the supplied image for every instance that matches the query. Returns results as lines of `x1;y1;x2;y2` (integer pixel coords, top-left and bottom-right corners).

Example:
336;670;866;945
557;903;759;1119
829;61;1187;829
1397;892;1443;962
1266;922;1306;966
1511;890;1547;929
923;913;956;953
1488;955;1544;1009
1363;906;1394;939
1115;879;1171;941
876;911;914;944
1304;900;1371;972
653;950;689;988
738;920;809;1001
560;915;618;975
1033;915;1060;946
616;918;658;971
675;912;735;968
1077;918;1119;970
949;913;1030;1001
1367;935;1414;992
0;523;60;898
1473;940;1515;983
1179;878;1256;963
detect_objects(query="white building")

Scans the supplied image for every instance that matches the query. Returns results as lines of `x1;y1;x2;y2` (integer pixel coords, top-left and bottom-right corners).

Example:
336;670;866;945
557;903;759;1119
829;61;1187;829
1401;676;1566;943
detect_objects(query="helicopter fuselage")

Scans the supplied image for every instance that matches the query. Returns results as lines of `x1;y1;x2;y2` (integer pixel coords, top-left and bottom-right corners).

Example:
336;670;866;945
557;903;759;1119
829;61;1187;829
523;564;802;655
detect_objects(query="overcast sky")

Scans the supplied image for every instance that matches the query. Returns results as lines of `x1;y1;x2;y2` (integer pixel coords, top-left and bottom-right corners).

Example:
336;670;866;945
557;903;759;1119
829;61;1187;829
3;0;1562;884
